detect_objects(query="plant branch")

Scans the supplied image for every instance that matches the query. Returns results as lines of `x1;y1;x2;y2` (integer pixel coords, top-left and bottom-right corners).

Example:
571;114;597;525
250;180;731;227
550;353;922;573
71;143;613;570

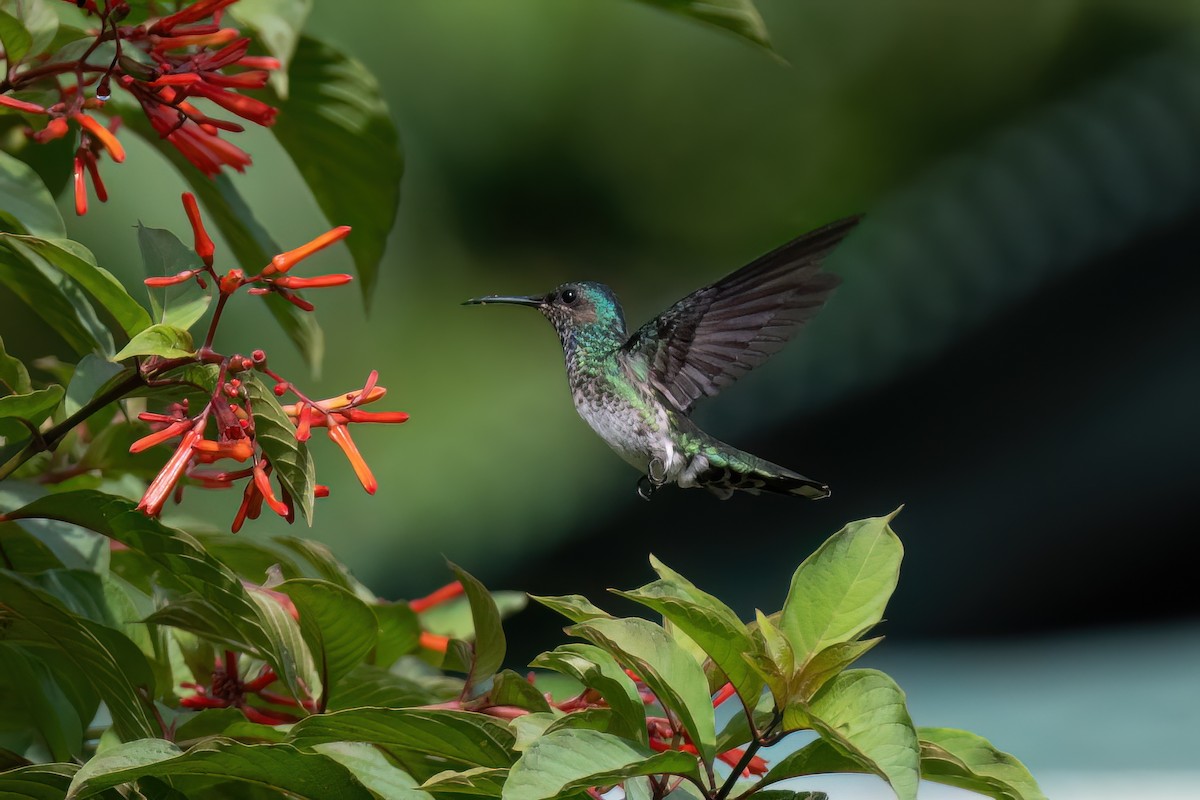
0;370;144;481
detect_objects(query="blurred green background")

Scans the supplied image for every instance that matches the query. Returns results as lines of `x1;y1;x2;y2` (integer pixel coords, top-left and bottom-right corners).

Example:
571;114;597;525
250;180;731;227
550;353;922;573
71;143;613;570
10;1;1200;792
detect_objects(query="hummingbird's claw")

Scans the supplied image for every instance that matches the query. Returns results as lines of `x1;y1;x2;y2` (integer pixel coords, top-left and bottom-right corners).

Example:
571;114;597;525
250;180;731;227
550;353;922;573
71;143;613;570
637;475;657;501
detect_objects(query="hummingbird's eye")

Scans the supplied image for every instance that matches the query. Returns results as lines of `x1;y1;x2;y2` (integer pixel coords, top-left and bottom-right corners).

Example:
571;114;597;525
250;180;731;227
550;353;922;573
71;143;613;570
561;288;578;305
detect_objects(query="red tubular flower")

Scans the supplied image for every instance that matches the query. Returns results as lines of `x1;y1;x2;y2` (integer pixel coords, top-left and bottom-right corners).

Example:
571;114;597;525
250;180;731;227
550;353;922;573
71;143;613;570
180;192;215;266
0;95;47;114
129;419;193;453
295;405;313;442
145;270;201;287
32;117;69;143
72;113;126;162
184;81;277;126
264;226;352;276
270;274;354;289
72;156;87;216
252;462;289;517
192;438;254;462
237;56;281;70
151;0;240;32
231;476;262;533
409;581;465;613
717;747;769;777
137;429;201;516
327;421;377;494
342;409;410;424
81;151;108;202
711;682;737;708
418;632;450;653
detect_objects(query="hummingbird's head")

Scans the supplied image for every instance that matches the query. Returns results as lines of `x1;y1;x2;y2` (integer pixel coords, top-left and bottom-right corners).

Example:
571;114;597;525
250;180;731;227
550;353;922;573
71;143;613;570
464;281;627;345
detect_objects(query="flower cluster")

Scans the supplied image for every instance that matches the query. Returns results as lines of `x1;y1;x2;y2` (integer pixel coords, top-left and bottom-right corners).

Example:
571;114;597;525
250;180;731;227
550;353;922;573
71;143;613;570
179;581;467;721
0;0;279;214
133;193;407;531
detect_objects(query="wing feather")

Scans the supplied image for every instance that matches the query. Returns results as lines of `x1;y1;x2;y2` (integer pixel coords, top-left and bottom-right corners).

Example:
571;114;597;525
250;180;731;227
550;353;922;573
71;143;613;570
623;216;859;413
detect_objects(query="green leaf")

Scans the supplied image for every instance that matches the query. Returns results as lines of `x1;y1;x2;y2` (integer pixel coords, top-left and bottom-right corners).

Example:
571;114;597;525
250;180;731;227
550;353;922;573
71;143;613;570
244;374;316;525
784;669;920;800
267;35;402;305
229;0;311;97
421;766;509;796
632;0;771;50
0;570;158;741
420;590;526;639
0;762;77;800
287;708;516;773
121;109;325;372
530;643;646;742
0;522;65;572
528;593;612;623
0;245;100;355
0;645;85;760
0;149;65;238
0;0;56;58
2;236;150;338
0;10;33;69
248;587;322;706
278;578;377;701
0;384;62;429
110;323;193;361
794;637;883;702
918;727;1046;800
273;536;368;595
616;555;762;708
136;224;210;331
313;741;431;800
446;562;506;692
780;512;903;666
371;600;421;668
745;610;794;707
488;669;552;712
0;492;292;701
66;738;376;799
327;663;445;710
503;729;698;800
568;617;715;764
0;335;31;393
62;355;124;417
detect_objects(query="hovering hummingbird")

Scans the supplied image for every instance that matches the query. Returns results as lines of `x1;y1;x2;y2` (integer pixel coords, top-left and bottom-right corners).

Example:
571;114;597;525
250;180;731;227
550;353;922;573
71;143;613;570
465;216;859;500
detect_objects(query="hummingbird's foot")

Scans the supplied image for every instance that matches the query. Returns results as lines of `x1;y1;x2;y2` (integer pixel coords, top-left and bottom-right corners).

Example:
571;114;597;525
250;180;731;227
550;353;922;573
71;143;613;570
637;474;658;501
637;458;668;501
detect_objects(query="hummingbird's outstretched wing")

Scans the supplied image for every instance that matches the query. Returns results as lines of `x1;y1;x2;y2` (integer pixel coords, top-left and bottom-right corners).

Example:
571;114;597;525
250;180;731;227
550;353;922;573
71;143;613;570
623;215;859;414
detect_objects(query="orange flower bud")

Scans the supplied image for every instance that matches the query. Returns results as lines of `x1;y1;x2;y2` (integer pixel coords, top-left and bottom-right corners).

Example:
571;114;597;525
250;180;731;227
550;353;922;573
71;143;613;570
263;226;351;276
72;113;125;162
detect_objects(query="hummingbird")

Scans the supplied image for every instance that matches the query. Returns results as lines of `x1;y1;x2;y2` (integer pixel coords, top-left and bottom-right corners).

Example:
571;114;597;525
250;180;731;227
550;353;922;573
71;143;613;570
464;216;859;500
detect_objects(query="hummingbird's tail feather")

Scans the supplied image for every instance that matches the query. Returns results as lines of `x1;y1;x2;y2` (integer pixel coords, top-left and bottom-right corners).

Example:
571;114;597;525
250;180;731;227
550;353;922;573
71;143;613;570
676;425;830;500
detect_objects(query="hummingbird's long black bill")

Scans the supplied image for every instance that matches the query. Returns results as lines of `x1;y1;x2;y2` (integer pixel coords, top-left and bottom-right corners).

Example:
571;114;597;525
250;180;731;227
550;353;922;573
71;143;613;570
462;294;545;307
